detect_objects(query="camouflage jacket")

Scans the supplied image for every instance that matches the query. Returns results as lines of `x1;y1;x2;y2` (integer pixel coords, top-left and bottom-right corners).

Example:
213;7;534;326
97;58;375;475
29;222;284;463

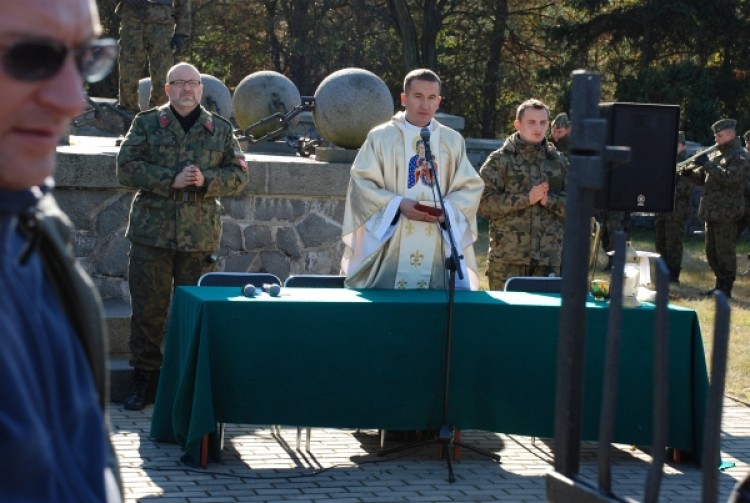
551;135;570;157
117;104;248;251
115;0;191;35
478;132;568;267
656;150;695;223
688;138;750;222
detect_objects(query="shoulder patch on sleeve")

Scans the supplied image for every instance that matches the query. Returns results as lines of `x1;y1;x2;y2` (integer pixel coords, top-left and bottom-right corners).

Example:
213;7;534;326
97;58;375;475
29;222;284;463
235;153;248;171
158;110;171;127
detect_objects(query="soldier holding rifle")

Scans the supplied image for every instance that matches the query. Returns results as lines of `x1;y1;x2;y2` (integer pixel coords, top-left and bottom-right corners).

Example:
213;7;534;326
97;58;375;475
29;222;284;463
681;119;750;298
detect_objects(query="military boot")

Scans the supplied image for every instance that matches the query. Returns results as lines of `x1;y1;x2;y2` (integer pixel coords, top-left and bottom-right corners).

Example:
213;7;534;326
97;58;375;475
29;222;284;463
719;278;734;299
700;278;720;297
123;369;160;411
669;267;681;284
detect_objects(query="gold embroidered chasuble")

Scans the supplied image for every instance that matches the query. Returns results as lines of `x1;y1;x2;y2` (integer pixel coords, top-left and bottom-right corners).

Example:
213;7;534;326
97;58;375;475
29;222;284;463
341;112;484;289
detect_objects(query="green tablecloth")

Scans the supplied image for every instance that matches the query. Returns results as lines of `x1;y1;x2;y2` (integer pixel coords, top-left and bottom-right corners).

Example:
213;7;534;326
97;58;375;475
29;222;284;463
151;287;708;465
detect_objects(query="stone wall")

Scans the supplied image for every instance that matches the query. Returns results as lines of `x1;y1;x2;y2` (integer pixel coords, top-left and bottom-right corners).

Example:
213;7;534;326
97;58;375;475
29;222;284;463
55;145;350;301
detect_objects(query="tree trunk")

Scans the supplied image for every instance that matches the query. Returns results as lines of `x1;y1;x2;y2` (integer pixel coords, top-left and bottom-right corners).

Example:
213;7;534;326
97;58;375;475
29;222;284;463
264;0;283;73
389;0;421;71
480;0;508;138
421;0;440;70
284;0;312;94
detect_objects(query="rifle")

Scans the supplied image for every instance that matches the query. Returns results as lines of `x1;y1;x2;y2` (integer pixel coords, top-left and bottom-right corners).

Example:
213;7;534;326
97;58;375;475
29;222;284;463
677;144;718;174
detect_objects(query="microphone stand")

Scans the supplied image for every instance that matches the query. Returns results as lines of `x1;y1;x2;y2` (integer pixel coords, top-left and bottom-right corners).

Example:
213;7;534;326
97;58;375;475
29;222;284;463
377;126;501;483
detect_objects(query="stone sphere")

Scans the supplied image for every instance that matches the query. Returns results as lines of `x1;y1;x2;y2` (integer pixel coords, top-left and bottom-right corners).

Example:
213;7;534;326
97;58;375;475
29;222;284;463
138;75;232;118
231;71;301;139
313;68;393;149
197;74;232;118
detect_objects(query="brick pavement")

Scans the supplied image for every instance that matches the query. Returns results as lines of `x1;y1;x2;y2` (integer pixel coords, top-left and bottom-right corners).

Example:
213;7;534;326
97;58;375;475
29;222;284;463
113;398;750;502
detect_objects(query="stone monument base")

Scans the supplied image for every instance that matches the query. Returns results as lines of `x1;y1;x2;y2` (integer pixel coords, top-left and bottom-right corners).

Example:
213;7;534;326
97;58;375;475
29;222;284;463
314;146;358;163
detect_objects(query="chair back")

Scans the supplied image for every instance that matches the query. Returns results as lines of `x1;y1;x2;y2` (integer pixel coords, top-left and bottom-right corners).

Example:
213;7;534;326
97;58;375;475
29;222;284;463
504;276;562;293
284;274;346;288
197;272;282;287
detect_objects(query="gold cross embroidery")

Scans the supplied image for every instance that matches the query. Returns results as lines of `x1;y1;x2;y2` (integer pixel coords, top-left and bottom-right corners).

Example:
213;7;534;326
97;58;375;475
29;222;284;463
396;278;407;289
410;250;424;267
405;221;415;235
417;279;428;289
425;225;435;237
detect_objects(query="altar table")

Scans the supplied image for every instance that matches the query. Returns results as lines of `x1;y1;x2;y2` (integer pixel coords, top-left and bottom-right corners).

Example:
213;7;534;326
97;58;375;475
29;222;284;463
150;287;708;466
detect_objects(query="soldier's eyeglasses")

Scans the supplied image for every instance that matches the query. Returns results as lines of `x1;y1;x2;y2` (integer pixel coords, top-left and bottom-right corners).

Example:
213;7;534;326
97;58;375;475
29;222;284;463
169;80;202;88
0;38;118;83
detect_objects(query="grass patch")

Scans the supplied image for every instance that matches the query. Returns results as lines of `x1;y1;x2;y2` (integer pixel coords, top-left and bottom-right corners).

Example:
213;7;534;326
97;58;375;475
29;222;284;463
474;219;750;400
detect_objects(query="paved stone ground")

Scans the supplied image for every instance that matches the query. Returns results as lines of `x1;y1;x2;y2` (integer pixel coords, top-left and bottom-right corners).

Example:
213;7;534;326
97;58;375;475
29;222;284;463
113;398;750;502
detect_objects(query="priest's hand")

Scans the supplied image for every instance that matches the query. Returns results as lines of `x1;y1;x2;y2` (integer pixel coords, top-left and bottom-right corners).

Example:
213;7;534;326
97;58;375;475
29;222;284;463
400;198;441;223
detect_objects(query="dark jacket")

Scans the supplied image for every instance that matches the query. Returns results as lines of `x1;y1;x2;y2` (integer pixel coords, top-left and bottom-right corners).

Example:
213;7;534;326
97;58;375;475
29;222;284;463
0;188;122;499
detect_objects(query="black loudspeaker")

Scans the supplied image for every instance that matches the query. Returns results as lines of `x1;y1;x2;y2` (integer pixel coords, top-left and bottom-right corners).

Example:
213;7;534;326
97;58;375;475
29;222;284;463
594;103;680;212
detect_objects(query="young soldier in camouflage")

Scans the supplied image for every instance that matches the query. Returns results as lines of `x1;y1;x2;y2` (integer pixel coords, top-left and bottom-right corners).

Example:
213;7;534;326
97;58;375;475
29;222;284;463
115;0;191;114
655;131;695;283
478;99;568;290
683;119;750;298
117;62;248;410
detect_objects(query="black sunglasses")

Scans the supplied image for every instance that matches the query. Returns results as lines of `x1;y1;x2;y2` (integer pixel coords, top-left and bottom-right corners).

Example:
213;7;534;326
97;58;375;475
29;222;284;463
0;37;118;83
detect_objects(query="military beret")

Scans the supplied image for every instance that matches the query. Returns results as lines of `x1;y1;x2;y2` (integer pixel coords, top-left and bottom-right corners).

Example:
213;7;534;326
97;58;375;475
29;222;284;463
551;113;570;129
677;131;686;144
711;118;736;134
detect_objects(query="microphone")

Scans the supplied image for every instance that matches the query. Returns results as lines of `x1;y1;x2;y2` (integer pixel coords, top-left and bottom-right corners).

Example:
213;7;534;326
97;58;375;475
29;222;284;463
263;283;281;297
242;283;256;297
420;126;430;146
420;126;435;175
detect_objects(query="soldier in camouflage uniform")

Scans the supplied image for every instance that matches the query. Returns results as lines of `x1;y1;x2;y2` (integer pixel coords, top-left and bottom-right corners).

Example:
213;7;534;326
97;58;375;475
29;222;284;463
550;112;571;156
740;130;750;274
117;63;248;410
478;99;568;290
115;0;191;114
738;131;750;241
655;131;694;283
682;119;750;298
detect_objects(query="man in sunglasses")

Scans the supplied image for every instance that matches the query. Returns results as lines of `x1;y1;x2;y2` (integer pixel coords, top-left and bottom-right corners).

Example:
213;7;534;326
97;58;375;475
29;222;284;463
117;62;248;411
0;0;123;501
115;0;191;115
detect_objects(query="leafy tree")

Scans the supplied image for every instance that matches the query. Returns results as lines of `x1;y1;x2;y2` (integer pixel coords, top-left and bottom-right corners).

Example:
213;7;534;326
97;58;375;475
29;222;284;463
93;0;750;141
549;0;750;141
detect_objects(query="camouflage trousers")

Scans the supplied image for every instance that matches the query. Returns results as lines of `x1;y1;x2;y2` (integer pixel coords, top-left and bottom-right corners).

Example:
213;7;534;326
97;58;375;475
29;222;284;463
486;261;560;291
118;20;174;113
654;219;685;274
737;203;750;240
128;243;217;370
705;220;738;282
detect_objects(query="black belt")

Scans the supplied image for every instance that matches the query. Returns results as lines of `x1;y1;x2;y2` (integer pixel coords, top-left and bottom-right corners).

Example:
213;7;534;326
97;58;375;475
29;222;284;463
169;190;210;202
148;0;173;5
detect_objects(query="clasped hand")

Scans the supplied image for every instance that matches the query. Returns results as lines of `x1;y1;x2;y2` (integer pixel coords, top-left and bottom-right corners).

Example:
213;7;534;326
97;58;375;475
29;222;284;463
529;182;549;206
172;164;205;189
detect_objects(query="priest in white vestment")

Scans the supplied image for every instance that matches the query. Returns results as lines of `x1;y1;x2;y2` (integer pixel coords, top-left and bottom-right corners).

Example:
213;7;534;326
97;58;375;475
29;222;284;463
341;69;484;290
